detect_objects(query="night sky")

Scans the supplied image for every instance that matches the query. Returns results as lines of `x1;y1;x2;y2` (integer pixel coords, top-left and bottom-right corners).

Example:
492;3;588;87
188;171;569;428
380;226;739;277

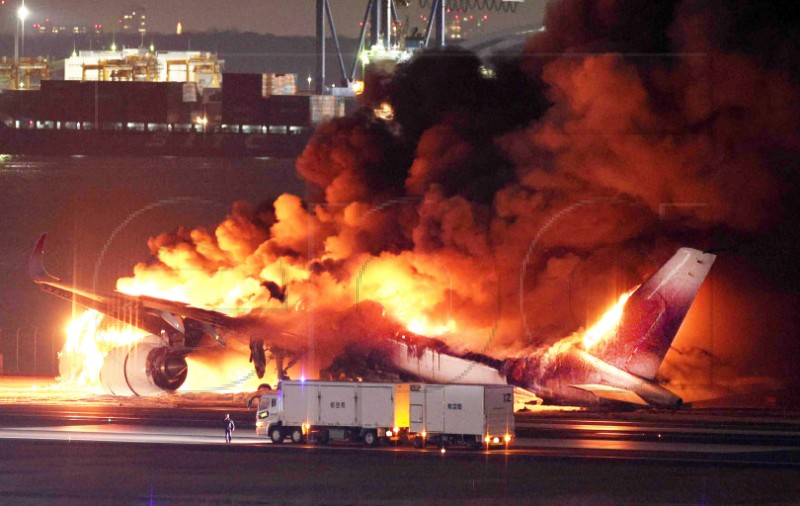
1;1;545;36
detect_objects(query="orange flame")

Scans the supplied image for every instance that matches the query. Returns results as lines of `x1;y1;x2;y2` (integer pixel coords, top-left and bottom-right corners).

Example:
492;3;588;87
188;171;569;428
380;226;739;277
406;317;457;336
181;356;274;393
58;309;266;394
581;288;636;350
58;309;146;389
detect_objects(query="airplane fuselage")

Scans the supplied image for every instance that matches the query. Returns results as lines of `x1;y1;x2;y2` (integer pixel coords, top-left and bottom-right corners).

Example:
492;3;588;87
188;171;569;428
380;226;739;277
519;347;682;408
385;338;682;409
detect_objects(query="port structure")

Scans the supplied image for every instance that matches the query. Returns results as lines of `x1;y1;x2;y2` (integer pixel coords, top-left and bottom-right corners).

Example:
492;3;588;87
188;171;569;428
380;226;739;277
315;0;521;94
0;57;49;90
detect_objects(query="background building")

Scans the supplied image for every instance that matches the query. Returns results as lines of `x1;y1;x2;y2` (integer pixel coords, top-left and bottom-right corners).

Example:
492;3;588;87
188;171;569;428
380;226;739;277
64;49;223;88
119;5;147;35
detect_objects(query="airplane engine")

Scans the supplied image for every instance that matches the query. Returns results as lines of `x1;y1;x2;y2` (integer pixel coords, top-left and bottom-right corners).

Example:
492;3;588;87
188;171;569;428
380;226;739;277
99;335;188;396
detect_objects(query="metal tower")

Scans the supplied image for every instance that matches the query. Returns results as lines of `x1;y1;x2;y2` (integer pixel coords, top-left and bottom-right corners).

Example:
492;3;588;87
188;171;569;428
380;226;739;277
314;0;521;94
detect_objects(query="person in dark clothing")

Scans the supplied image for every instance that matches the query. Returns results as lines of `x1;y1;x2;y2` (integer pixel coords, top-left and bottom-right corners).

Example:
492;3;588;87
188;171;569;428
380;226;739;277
225;413;235;443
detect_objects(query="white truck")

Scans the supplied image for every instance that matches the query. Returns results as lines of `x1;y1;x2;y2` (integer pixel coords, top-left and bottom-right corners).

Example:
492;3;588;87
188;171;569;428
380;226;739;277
408;383;515;450
255;380;410;446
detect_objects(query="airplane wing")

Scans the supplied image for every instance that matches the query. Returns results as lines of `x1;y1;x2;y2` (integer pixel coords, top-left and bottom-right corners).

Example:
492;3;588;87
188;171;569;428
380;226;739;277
29;234;104;303
30;233;306;395
570;384;650;406
30;233;230;347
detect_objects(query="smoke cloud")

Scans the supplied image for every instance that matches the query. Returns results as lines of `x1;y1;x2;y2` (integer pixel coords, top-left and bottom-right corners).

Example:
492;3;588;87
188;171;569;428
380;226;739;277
117;0;800;395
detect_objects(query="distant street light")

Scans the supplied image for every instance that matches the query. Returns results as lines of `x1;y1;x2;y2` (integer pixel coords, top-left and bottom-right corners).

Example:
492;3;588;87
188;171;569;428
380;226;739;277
307;75;312;91
18;5;30;43
16;3;30;61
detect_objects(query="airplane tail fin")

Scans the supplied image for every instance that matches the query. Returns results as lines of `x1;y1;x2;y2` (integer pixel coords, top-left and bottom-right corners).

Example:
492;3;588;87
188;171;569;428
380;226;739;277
593;248;715;380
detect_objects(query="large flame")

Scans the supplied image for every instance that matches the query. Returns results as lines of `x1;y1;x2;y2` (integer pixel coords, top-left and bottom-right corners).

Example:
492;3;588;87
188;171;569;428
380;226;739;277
60;269;637;394
58;309;269;394
57;309;146;389
535;287;637;365
181;356;274;393
581;288;636;350
406;316;456;336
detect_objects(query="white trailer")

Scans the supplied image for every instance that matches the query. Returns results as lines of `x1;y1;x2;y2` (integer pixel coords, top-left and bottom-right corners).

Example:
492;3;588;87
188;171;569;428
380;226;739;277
255;380;410;446
409;383;515;450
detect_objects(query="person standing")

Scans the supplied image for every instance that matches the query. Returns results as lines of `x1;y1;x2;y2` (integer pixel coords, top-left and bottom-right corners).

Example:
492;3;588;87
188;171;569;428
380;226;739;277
225;413;235;443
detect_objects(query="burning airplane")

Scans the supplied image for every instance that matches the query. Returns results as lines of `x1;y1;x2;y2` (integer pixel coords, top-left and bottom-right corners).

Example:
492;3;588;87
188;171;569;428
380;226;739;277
31;233;713;408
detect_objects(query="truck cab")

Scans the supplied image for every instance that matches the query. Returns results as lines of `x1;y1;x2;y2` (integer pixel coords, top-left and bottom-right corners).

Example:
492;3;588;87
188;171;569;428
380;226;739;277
255;392;285;440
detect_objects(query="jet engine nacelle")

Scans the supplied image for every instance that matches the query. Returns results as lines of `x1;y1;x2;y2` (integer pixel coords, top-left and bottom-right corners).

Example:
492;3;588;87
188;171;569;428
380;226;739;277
99;335;188;396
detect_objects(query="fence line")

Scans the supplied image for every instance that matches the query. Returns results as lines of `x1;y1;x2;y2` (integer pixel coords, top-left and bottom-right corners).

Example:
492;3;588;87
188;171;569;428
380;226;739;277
0;326;61;376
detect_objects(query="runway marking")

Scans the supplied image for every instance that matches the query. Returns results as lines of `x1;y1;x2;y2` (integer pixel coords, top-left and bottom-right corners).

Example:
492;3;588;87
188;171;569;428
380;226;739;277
0;424;797;456
517;421;800;438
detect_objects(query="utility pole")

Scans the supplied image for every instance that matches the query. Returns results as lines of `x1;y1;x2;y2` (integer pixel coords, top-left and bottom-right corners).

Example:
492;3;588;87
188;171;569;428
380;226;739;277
315;0;325;94
315;0;351;94
371;0;382;47
436;0;445;47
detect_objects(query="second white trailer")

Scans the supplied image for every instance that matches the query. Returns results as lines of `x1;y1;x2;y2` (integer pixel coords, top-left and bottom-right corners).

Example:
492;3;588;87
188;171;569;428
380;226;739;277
409;383;515;450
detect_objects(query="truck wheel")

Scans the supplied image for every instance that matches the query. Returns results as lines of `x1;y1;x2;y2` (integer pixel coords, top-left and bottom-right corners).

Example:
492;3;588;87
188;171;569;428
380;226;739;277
412;436;425;449
363;430;378;447
270;427;284;444
291;428;305;443
316;431;330;445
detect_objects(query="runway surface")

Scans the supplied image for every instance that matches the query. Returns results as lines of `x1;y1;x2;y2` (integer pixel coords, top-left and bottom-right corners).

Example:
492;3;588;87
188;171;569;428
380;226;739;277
1;428;799;505
1;400;799;466
1;382;799;504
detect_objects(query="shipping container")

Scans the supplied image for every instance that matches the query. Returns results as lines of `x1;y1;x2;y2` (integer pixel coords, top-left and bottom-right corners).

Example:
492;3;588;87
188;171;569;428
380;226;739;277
40;80;81;121
221;73;266;124
262;73;297;97
0;89;43;121
264;94;310;126
182;82;198;103
77;81;126;123
264;94;346;127
125;82;166;123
